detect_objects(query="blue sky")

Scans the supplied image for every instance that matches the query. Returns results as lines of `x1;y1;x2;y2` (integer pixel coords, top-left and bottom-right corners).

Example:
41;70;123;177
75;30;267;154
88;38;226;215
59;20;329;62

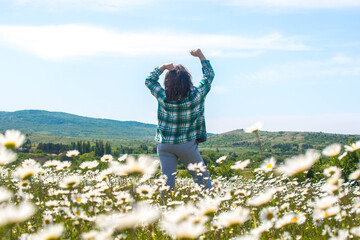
0;0;359;134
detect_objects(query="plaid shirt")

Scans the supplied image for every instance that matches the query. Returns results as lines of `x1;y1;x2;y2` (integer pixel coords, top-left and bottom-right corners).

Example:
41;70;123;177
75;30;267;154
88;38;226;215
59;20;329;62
145;60;215;144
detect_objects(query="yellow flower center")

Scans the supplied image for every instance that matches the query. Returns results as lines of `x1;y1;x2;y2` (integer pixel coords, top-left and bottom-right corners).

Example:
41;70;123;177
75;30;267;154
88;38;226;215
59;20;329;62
4;142;16;150
266;163;273;169
75;198;82;202
266;212;274;220
45;236;59;240
22;172;34;180
291;217;298;223
324;212;329;218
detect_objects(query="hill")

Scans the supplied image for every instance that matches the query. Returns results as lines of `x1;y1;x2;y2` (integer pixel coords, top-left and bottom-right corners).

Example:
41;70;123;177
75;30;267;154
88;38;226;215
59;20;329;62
0;110;157;140
201;129;360;159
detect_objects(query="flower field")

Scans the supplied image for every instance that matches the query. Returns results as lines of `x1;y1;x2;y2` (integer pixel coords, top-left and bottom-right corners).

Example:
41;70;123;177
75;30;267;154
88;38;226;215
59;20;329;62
1;130;360;240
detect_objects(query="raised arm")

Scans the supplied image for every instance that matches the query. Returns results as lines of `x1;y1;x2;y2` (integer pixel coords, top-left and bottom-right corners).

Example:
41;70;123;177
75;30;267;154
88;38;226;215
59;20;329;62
190;48;215;97
145;63;175;100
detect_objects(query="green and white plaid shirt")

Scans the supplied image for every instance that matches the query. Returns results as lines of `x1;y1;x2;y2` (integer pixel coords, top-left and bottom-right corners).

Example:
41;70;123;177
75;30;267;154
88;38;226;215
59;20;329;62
145;60;215;144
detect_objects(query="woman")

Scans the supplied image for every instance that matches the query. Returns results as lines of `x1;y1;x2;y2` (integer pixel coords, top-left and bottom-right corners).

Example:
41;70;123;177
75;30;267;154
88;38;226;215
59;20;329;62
145;48;214;192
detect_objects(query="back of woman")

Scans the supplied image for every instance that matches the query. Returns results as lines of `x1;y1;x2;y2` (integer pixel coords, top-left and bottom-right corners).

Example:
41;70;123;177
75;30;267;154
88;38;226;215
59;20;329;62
145;48;214;197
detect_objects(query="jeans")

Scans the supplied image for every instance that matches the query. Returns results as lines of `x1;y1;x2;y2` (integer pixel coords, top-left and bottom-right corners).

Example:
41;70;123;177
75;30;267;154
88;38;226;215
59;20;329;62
157;140;212;191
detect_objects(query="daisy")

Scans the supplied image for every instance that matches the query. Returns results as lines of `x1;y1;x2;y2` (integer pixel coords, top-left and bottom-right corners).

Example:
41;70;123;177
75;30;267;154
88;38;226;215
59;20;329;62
197;197;221;217
59;175;82;189
118;154;128;162
0;201;35;226
323;166;341;177
0;129;25;150
121;156;159;178
72;194;88;204
216;156;227;164
0;147;17;165
12;164;41;180
0;187;12;202
161;218;206;240
344;141;360;152
260;206;278;224
66;150;80;157
31;224;64;240
322;143;342;157
350;227;360;237
258;157;276;172
244;122;263;133
314;206;341;220
247;188;276;207
19;180;31;190
79;160;99;170
349;169;360;180
276;149;320;176
231;159;250;170
100;154;113;162
43;160;61;168
214;207;250;228
56;161;71;171
313;196;339;210
138;185;154;199
188;162;206;172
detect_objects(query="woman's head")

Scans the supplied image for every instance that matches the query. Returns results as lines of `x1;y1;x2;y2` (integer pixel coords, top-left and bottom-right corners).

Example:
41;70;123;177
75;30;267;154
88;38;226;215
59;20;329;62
164;64;193;102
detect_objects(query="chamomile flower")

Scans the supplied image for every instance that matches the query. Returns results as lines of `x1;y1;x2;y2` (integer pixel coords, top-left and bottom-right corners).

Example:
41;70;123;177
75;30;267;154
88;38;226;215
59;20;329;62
79;160;99;170
0;147;17;165
344;141;360;152
258;157;276;172
101;154;113;162
276;149;320;176
231;159;250;170
216;156;227;164
66;150;80;157
322;143;342;157
188;162;206;172
247;188;276;207
0;201;35;226
349;169;360;180
0;187;13;202
324;166;341;178
244;122;263;133
214;207;250;228
260;207;278;224
59;175;82;189
118;154;128;162
43;160;61;168
0;129;25;150
138;185;154;199
32;224;64;240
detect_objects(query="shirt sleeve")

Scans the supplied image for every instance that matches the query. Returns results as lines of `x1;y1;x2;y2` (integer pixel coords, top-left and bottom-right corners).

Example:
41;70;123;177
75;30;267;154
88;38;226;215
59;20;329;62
195;60;215;98
145;67;166;101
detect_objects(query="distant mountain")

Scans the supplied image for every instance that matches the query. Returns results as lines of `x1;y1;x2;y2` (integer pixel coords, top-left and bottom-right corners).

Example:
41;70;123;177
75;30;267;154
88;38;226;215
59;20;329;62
0;110;157;140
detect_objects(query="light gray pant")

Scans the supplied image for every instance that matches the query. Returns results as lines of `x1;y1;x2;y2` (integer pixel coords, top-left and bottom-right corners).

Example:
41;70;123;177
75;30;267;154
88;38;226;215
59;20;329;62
157;140;212;191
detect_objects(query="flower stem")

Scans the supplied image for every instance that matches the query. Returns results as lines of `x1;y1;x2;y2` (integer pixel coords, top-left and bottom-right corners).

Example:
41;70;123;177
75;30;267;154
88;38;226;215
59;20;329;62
255;131;264;160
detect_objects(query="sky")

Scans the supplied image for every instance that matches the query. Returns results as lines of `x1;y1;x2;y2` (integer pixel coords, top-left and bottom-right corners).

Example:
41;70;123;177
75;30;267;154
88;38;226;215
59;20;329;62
0;0;359;135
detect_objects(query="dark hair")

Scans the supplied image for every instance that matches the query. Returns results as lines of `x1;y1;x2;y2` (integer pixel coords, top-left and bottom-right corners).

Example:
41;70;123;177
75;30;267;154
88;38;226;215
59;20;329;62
164;64;193;102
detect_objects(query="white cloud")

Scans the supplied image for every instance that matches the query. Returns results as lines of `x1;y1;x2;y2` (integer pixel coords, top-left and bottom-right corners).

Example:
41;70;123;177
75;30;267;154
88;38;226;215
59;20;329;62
223;0;360;9
208;113;360;134
0;24;309;60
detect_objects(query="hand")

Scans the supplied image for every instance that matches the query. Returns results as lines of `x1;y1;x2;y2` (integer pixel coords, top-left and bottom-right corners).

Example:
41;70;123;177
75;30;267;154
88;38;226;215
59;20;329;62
159;63;175;72
190;48;206;61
